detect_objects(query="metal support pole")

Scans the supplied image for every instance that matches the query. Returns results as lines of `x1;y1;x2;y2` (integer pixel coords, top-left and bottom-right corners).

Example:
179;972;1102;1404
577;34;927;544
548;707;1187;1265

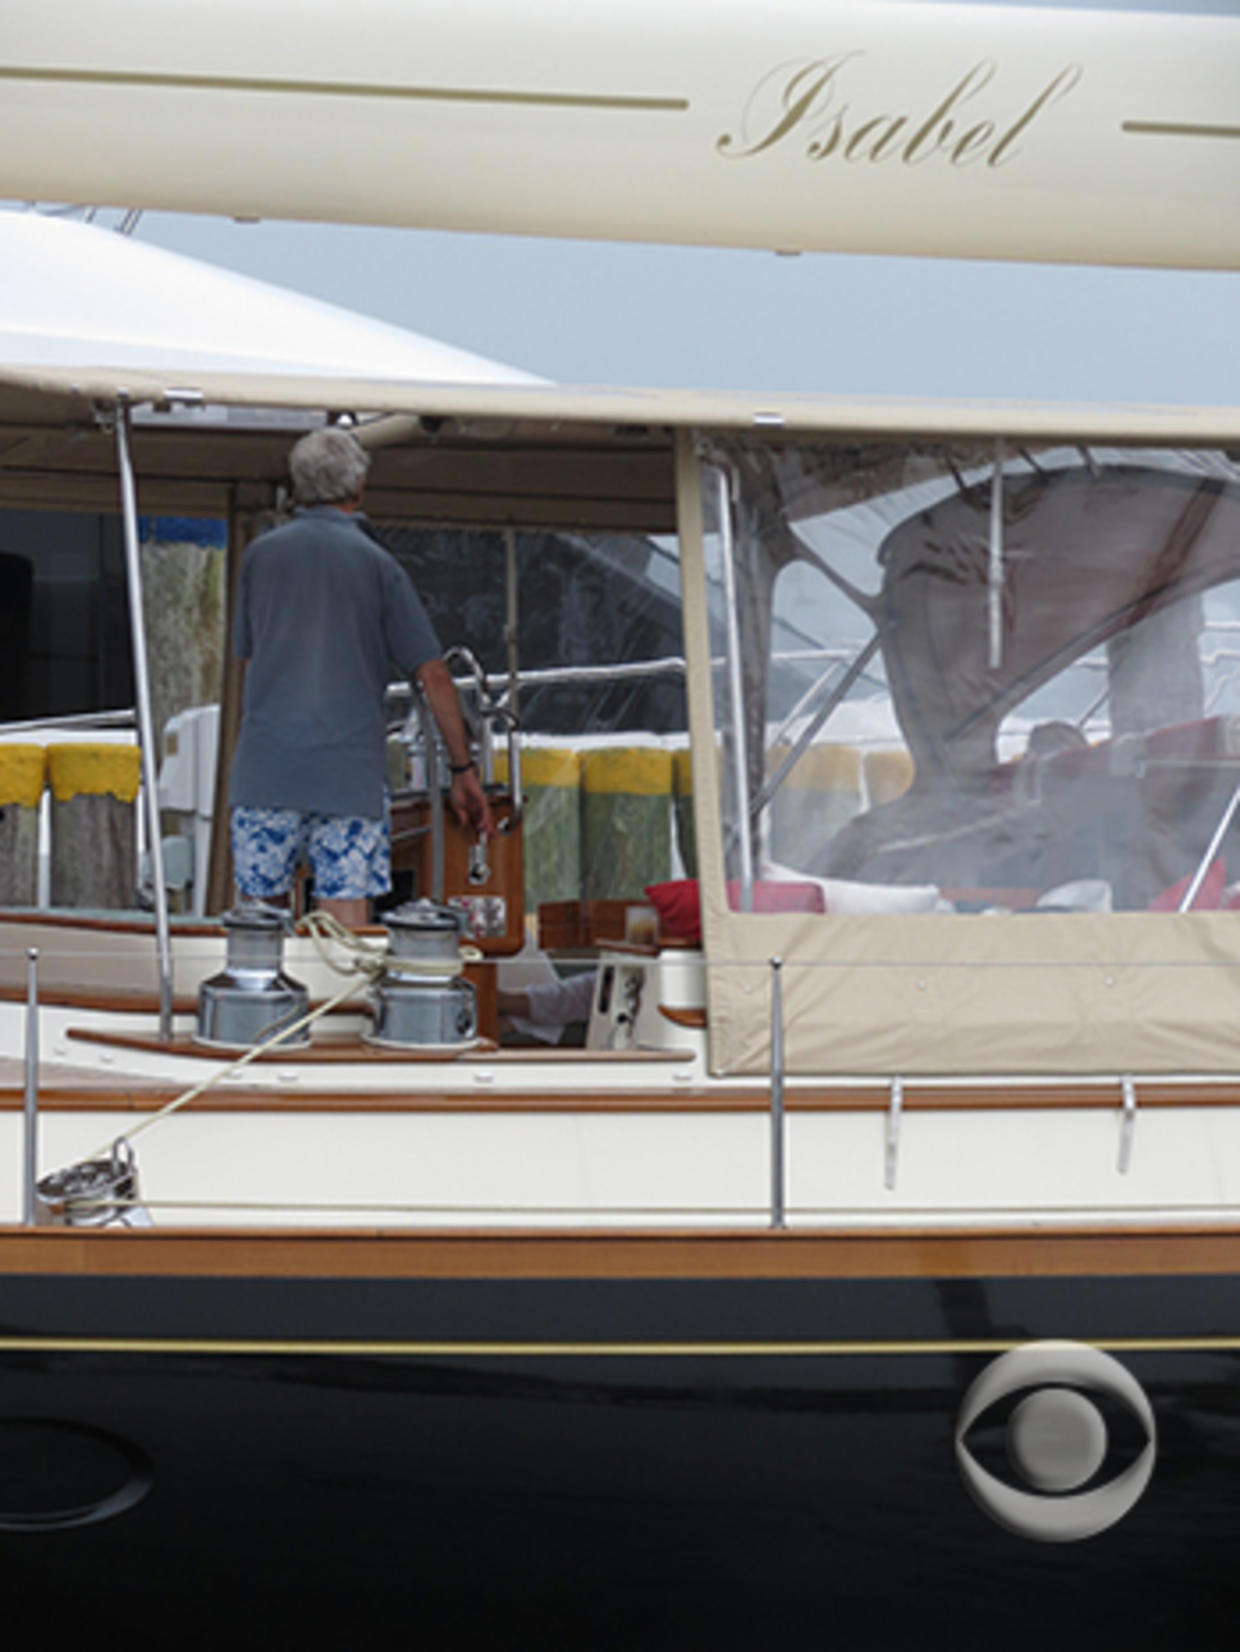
115;396;174;1039
715;465;754;909
504;526;520;725
23;948;39;1226
749;635;883;824
415;684;445;902
770;956;786;1229
1179;774;1240;912
501;526;524;832
884;1076;904;1190
988;439;1005;672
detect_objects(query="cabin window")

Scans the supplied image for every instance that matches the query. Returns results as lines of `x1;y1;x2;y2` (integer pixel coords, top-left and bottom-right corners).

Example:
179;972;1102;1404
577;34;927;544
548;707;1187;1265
698;436;1240;916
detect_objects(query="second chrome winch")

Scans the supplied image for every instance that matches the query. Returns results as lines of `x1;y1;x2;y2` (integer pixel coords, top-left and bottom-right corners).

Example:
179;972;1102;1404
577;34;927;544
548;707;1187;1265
368;899;477;1048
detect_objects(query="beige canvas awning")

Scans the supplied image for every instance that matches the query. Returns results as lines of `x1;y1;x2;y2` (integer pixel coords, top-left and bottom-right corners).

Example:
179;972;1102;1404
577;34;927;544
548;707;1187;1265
6;357;1240;527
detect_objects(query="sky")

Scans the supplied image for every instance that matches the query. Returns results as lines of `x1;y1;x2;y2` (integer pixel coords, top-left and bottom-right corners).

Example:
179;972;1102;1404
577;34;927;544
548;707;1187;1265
12;0;1240;407
129;213;1240;405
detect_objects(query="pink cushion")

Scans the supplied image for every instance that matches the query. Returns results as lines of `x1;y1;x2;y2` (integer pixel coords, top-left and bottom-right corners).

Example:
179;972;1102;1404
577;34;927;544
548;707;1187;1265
1148;858;1227;912
730;880;827;917
644;878;826;944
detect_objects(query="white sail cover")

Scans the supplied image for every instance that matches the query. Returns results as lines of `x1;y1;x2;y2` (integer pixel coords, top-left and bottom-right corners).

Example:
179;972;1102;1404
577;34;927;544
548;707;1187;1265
0;210;542;384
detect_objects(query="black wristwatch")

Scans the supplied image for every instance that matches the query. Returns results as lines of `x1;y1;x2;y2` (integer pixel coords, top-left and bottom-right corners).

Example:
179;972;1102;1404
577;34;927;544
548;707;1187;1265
449;760;475;775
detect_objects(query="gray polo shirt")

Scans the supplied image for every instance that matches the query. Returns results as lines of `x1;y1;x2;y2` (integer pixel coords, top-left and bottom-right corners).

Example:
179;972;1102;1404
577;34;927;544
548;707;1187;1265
229;506;441;819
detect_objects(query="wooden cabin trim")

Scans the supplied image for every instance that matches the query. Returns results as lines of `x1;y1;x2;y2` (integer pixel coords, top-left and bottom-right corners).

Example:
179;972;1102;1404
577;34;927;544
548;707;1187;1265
62;1028;494;1063
0;986;364;1017
5;1077;1240;1113
0;985;201;1015
60;1028;695;1064
0;1084;743;1111
0;911;225;937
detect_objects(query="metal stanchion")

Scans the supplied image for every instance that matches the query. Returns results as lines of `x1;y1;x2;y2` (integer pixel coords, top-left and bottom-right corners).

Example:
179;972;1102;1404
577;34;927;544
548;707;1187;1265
23;947;39;1226
770;956;785;1229
115;395;174;1040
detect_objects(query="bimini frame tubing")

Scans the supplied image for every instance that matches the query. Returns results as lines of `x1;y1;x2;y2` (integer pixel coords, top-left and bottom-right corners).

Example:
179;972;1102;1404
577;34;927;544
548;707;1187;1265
699;454;755;911
115;395;174;1040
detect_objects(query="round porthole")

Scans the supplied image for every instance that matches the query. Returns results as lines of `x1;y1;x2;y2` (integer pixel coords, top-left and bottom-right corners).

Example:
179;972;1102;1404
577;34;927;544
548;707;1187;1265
0;1419;152;1531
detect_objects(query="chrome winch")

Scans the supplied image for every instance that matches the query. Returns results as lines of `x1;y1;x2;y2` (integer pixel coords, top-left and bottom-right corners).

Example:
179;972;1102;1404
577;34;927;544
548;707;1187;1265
36;1138;148;1228
369;899;477;1048
196;904;310;1049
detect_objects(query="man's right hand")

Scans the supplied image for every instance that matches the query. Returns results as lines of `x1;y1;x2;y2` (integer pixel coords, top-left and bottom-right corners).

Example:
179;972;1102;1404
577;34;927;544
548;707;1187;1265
450;763;495;838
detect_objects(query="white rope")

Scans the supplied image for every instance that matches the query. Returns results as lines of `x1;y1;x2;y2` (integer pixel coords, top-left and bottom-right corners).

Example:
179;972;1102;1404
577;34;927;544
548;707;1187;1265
297;910;480;978
85;970;368;1162
295;910;390;978
76;912;481;1167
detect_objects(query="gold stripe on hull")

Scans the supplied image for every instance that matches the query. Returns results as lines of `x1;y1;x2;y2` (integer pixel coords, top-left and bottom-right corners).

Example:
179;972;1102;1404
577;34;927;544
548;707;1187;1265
0;64;688;113
1;1334;1238;1359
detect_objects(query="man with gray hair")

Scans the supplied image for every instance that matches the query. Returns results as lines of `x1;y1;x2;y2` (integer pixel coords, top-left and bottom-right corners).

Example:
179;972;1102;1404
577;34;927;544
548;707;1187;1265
229;426;492;926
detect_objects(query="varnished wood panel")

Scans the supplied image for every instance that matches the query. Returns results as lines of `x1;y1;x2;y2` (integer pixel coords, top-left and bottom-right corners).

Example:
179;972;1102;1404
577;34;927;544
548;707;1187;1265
64;1028;495;1063
0;985;200;1015
20;1065;1240;1110
0;911;223;937
1;1223;1240;1281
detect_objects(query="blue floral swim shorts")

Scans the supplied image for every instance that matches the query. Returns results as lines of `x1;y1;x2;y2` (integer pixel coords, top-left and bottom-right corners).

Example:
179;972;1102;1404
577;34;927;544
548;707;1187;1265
230;804;391;900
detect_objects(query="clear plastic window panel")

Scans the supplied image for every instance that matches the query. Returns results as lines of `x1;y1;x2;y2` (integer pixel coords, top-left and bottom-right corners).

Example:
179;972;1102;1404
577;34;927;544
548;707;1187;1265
381;524;689;923
698;436;1240;916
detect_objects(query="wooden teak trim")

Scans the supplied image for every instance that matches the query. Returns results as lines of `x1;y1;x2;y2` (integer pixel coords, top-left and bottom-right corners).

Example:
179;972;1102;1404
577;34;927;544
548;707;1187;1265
3;1223;1240;1281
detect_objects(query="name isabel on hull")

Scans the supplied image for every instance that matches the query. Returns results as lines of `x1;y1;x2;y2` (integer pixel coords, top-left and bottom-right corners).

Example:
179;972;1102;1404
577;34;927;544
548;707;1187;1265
717;56;1084;168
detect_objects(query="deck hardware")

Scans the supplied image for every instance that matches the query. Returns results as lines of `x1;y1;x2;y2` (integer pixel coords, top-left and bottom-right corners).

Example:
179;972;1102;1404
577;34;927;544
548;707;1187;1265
36;1138;143;1228
769;957;786;1229
468;833;490;886
369;901;477;1048
197;905;310;1050
23;948;38;1227
1118;1074;1137;1174
884;1076;905;1190
443;640;524;836
607;969;644;1050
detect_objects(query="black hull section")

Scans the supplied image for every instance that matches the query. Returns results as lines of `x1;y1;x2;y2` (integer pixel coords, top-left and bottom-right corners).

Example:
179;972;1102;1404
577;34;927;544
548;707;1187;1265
0;1269;1236;1649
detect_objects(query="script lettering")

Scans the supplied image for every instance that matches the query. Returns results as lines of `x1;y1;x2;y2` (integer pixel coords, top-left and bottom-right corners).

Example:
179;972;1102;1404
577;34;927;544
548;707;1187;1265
902;62;996;163
717;54;863;159
843;116;909;163
716;55;1083;170
989;65;1083;166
